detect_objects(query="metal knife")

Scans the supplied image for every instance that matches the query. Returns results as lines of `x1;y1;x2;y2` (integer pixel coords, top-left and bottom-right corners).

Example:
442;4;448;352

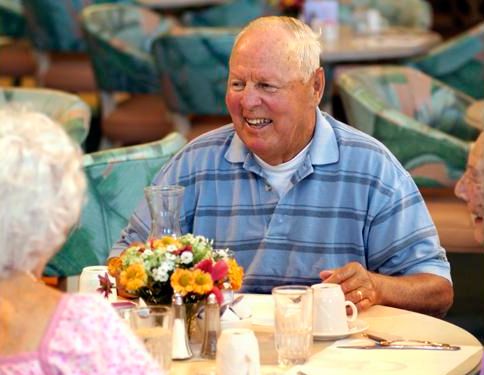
338;344;461;351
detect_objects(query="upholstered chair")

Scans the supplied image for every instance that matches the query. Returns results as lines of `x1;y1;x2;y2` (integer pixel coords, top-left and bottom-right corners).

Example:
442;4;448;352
181;0;272;27
409;21;484;100
151;27;236;139
336;65;479;188
44;132;187;277
0;0;36;84
20;0;127;92
81;3;174;146
0;87;90;144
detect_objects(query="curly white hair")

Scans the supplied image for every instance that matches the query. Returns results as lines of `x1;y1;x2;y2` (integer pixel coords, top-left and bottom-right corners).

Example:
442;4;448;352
0;108;86;278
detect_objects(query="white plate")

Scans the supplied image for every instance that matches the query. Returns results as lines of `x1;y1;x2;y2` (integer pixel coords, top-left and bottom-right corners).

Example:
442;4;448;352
313;319;369;341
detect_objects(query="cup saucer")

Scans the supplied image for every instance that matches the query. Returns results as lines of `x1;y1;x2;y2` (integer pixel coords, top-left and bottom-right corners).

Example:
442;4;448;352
313;319;369;341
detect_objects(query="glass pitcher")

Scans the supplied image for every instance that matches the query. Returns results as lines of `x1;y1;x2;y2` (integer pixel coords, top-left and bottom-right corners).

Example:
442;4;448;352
144;185;184;240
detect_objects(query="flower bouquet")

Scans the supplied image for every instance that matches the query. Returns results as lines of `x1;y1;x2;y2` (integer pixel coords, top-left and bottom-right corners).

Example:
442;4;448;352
107;234;244;307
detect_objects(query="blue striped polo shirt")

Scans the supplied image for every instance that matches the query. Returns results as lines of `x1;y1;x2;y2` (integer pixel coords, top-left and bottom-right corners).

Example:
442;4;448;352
112;110;451;293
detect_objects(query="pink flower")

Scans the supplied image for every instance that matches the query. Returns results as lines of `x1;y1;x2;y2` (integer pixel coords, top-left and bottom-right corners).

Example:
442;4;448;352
196;259;228;282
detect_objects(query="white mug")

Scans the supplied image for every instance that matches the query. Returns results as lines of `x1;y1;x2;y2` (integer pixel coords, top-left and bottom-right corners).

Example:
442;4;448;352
311;283;357;334
79;265;117;301
216;328;260;375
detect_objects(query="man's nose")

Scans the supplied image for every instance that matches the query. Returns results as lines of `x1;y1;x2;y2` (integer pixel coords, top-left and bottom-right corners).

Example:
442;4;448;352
240;86;262;108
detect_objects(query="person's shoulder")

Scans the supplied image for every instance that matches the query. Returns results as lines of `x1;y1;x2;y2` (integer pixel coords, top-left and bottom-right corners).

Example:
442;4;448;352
167;125;235;168
61;293;115;318
184;124;235;152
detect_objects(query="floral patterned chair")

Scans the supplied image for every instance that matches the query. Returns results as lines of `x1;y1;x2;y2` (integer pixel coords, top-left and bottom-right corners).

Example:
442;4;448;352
44;132;187;277
21;0;129;93
338;0;432;29
81;3;174;146
150;27;236;139
181;0;273;27
336;65;479;188
409;21;484;100
0;0;36;83
0;87;90;144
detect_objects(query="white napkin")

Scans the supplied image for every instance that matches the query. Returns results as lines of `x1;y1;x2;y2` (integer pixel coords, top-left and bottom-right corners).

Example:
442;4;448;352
216;328;260;375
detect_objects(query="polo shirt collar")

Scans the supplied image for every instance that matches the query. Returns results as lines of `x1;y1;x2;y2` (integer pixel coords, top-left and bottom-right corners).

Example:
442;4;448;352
225;109;339;166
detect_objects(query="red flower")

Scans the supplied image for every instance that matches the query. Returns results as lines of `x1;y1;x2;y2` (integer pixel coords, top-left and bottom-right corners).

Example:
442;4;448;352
196;259;228;282
97;272;114;298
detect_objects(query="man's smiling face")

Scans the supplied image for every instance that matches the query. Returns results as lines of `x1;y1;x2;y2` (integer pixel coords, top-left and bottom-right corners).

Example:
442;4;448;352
225;26;323;166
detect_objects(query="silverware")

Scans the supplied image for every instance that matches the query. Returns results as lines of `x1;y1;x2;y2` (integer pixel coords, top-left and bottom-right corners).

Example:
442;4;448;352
364;333;457;349
338;344;460;350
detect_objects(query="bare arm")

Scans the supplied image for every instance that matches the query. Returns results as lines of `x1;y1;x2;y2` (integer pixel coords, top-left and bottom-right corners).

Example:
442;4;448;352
321;262;454;317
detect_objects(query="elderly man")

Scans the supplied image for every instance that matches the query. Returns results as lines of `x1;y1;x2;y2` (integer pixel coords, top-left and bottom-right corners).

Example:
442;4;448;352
112;16;453;316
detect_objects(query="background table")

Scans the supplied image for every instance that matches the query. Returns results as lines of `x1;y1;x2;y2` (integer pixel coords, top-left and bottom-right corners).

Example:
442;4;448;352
465;100;484;130
321;26;442;62
172;294;483;375
135;0;227;10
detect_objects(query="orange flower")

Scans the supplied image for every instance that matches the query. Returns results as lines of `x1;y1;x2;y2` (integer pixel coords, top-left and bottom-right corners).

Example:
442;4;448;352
119;264;147;292
227;259;244;291
171;269;195;296
107;257;123;277
152;236;182;250
192;269;213;295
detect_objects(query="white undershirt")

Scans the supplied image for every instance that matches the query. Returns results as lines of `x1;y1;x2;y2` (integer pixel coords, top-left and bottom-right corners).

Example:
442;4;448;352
254;141;312;197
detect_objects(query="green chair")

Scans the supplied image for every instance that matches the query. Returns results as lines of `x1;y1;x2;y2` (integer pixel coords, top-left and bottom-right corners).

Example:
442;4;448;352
182;0;273;27
150;27;236;138
21;0;129;92
336;65;479;188
0;0;26;37
338;0;432;29
0;87;90;144
44;132;187;277
409;21;484;100
81;3;174;146
0;0;36;83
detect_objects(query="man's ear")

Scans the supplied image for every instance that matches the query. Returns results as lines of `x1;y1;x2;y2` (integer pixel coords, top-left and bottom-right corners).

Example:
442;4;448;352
313;67;325;103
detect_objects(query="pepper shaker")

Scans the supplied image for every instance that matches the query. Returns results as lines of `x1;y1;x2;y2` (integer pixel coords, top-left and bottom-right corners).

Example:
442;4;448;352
200;293;221;359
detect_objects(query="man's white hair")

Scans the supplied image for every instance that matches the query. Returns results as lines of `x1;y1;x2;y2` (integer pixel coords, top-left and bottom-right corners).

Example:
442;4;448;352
233;16;322;82
0;108;86;278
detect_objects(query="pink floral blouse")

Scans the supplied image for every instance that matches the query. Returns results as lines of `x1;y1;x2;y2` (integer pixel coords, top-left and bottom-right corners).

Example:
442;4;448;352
0;293;163;374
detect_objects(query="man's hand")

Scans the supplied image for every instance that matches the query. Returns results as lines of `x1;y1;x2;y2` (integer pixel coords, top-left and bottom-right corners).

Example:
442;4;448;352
320;262;380;312
320;263;454;317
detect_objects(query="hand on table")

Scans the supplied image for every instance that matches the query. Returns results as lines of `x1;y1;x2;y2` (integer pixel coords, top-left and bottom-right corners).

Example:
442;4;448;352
320;262;379;312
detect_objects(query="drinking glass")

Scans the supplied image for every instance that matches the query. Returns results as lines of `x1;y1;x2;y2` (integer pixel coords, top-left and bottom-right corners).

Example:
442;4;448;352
272;285;312;366
130;306;173;372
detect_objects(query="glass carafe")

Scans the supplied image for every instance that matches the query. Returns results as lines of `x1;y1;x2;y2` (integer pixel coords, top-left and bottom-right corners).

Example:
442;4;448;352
144;185;184;240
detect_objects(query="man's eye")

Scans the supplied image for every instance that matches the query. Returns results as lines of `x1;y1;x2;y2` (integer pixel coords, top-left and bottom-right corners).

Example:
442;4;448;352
230;81;244;91
259;83;277;92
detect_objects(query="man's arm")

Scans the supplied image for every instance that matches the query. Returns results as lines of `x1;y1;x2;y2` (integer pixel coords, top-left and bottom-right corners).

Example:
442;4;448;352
321;262;454;317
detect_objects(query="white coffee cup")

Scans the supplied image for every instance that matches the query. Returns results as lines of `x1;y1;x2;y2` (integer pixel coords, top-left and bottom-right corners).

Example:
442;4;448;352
311;283;357;334
216;328;260;375
79;265;117;301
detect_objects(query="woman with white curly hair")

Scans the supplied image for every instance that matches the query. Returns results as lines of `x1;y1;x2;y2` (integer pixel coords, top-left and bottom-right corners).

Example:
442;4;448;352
0;109;162;374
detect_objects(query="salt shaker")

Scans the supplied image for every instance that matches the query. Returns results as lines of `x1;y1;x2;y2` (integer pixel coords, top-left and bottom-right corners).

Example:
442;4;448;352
200;293;221;359
171;293;193;360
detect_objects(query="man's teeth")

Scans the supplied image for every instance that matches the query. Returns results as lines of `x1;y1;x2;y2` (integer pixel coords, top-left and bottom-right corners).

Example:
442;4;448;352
246;118;271;126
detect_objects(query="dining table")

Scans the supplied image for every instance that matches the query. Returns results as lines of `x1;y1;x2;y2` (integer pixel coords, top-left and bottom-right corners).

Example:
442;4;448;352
172;293;483;375
134;0;227;10
319;25;442;63
465;100;484;130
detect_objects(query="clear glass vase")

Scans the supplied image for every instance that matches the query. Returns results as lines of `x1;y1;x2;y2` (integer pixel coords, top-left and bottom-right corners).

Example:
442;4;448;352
144;185;184;240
